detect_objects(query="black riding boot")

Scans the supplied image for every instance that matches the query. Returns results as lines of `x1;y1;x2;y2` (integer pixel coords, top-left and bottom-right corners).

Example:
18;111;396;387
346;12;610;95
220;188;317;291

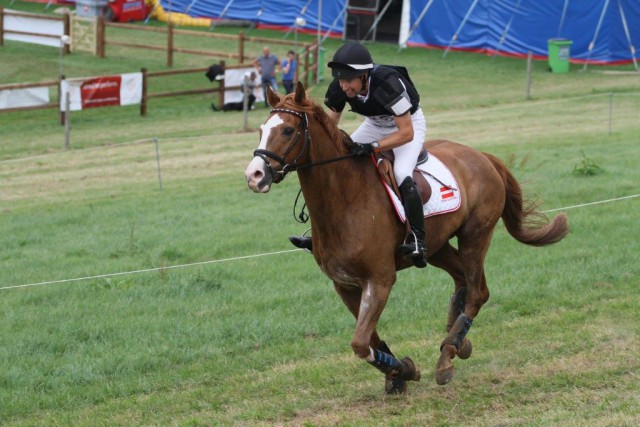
398;177;427;268
289;235;313;251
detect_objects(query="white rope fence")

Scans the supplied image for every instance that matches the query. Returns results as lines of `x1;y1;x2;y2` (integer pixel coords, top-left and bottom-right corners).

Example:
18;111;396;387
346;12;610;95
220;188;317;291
1;194;638;292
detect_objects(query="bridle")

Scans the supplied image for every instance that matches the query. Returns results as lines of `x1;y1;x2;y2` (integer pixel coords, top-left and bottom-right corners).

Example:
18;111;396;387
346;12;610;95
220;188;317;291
252;108;310;184
252;107;356;185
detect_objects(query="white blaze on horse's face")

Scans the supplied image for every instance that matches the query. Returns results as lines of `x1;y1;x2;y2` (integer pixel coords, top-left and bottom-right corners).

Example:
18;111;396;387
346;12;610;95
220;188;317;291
244;114;285;193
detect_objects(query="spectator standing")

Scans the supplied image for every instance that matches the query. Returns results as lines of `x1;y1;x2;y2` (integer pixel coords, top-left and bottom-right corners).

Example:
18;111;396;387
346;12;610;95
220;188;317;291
280;50;297;94
253;46;280;106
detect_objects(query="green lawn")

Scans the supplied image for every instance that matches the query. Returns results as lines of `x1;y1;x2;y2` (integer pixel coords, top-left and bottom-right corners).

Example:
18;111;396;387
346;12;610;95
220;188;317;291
1;5;639;425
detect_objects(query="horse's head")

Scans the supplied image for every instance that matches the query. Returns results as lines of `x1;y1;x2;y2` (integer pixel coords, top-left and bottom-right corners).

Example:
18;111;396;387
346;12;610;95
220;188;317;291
245;82;313;193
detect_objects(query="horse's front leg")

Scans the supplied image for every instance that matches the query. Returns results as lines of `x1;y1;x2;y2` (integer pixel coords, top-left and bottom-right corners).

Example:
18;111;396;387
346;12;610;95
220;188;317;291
334;280;421;394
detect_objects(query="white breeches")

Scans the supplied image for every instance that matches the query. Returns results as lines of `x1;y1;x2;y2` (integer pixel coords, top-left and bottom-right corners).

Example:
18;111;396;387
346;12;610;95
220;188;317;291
350;108;427;184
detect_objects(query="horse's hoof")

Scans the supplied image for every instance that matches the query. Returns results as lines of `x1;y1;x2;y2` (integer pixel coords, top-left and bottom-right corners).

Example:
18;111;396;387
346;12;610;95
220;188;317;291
385;376;408;395
457;338;473;360
435;349;456;385
400;357;421;382
436;366;456;385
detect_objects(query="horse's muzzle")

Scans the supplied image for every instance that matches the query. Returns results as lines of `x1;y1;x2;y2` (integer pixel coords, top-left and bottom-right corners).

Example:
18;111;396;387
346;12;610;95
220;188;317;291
245;157;274;193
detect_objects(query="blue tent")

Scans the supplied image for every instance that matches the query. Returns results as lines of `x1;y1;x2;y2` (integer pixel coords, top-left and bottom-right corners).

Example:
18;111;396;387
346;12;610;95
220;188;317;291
404;0;640;66
161;0;640;65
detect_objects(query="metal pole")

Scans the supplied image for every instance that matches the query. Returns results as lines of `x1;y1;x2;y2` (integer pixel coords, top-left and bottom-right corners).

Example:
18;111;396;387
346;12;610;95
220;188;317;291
317;0;322;49
583;0;611;71
64;90;70;149
526;51;533;100
399;0;436;49
443;0;481;58
242;74;250;132
608;92;613;136
154;138;163;190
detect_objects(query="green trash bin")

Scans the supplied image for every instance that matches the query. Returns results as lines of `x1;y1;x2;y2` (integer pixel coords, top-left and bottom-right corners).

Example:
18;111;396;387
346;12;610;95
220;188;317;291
548;38;573;73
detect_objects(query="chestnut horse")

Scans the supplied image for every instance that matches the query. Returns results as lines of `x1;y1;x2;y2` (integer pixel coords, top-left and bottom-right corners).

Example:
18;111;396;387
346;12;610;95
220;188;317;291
245;83;569;394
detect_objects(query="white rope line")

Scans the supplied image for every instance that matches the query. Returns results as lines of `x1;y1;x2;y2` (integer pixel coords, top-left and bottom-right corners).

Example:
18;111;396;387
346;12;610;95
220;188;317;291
542;193;639;213
1;193;638;292
0;250;299;291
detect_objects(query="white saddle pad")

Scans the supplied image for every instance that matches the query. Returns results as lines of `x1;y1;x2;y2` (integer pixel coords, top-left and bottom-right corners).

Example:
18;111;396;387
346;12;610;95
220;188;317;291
380;153;461;223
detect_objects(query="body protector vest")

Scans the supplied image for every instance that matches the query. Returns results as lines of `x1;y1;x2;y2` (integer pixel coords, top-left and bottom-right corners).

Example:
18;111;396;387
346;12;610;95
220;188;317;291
324;65;420;119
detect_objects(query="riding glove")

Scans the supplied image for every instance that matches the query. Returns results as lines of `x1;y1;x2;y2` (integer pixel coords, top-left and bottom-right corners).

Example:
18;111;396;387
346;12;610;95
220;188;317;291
350;141;379;157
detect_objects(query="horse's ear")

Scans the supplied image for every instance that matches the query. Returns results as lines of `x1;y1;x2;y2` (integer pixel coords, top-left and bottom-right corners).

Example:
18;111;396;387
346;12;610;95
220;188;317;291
266;84;280;107
294;82;306;104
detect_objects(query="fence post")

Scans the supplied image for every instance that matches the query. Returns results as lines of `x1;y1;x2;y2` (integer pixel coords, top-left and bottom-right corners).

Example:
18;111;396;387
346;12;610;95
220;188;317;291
141;67;147;116
218;60;225;109
63;13;71;54
97;16;105;58
154;138;163;190
312;44;318;84
304;44;310;88
0;8;4;47
608;92;613;135
167;24;174;67
59;76;65;125
238;31;245;64
525;51;533;100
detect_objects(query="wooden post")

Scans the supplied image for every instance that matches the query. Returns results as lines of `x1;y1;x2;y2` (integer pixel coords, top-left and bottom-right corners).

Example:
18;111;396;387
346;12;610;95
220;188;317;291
167;24;174;67
59;76;65;125
525;51;533;100
1;8;5;46
238;32;245;64
97;16;105;58
140;67;147;116
218;60;225;109
312;44;318;85
63;13;71;54
304;45;310;88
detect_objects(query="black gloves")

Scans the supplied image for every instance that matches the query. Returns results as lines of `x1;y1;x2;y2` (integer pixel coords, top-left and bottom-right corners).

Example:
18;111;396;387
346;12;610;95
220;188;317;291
350;141;379;157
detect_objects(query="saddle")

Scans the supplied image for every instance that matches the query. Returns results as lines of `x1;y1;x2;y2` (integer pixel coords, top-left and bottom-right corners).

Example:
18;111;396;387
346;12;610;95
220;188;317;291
376;148;432;208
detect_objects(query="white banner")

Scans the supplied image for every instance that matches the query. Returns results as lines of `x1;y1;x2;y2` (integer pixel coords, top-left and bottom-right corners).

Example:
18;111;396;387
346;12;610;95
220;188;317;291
224;68;264;104
4;10;65;48
60;73;143;111
0;87;50;110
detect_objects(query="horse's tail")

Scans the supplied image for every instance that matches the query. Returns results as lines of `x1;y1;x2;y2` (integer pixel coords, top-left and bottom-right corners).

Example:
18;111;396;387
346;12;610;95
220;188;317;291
483;152;569;246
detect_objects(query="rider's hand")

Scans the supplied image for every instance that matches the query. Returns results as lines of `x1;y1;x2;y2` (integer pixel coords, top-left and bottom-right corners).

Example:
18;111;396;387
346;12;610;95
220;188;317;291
350;141;379;157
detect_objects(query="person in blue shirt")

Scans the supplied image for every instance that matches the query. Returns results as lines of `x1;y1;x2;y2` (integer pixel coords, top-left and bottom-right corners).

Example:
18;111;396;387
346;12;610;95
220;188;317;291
280;50;297;94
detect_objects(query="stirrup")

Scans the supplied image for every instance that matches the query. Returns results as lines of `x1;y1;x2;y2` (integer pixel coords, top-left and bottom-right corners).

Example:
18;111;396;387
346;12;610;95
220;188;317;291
288;228;312;252
399;232;427;268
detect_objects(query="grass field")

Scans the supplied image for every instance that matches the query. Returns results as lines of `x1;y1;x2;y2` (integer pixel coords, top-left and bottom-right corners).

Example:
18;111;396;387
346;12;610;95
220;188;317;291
1;4;640;425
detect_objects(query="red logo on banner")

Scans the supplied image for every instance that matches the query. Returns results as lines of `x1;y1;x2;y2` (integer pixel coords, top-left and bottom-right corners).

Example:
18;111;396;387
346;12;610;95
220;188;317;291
80;76;121;109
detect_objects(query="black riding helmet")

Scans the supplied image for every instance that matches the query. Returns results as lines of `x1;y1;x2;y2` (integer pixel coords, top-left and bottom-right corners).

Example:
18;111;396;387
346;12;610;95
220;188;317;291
327;43;374;79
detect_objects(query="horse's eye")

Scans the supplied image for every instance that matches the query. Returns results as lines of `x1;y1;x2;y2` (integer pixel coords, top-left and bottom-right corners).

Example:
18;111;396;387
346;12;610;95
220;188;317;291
283;127;295;137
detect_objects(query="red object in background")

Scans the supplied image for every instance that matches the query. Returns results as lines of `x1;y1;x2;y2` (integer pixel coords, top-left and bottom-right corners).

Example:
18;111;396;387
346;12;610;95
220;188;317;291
105;0;151;22
80;76;121;109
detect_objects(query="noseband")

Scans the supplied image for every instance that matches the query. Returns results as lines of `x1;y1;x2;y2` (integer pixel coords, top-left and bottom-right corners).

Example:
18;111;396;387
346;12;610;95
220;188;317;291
253;108;310;183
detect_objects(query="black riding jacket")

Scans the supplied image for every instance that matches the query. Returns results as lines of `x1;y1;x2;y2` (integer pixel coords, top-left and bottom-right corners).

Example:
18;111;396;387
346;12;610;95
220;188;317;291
324;64;420;118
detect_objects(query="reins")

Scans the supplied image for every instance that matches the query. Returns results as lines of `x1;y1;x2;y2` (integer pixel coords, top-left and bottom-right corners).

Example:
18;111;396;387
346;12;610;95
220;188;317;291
253;108;356;178
256;107;358;224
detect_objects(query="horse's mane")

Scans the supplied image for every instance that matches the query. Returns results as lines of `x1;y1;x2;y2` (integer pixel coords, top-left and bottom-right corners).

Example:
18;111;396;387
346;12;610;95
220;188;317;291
279;93;346;148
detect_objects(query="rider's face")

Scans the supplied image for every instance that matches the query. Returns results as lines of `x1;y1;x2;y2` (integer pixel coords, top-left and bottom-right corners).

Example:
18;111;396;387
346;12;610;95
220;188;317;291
338;76;364;98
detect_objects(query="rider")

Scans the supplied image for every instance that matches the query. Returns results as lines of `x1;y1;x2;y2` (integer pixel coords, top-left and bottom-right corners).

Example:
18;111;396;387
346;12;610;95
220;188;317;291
289;42;427;268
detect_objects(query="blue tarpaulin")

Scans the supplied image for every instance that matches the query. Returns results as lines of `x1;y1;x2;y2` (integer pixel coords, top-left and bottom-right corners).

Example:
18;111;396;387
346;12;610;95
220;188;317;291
161;0;640;65
406;0;640;64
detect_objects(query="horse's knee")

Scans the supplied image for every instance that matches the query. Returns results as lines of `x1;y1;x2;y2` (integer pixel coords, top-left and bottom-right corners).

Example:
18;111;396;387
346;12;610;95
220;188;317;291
351;340;370;359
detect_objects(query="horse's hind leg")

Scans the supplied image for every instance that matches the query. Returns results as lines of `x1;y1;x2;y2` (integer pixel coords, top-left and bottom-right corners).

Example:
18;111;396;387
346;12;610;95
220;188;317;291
429;236;491;385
